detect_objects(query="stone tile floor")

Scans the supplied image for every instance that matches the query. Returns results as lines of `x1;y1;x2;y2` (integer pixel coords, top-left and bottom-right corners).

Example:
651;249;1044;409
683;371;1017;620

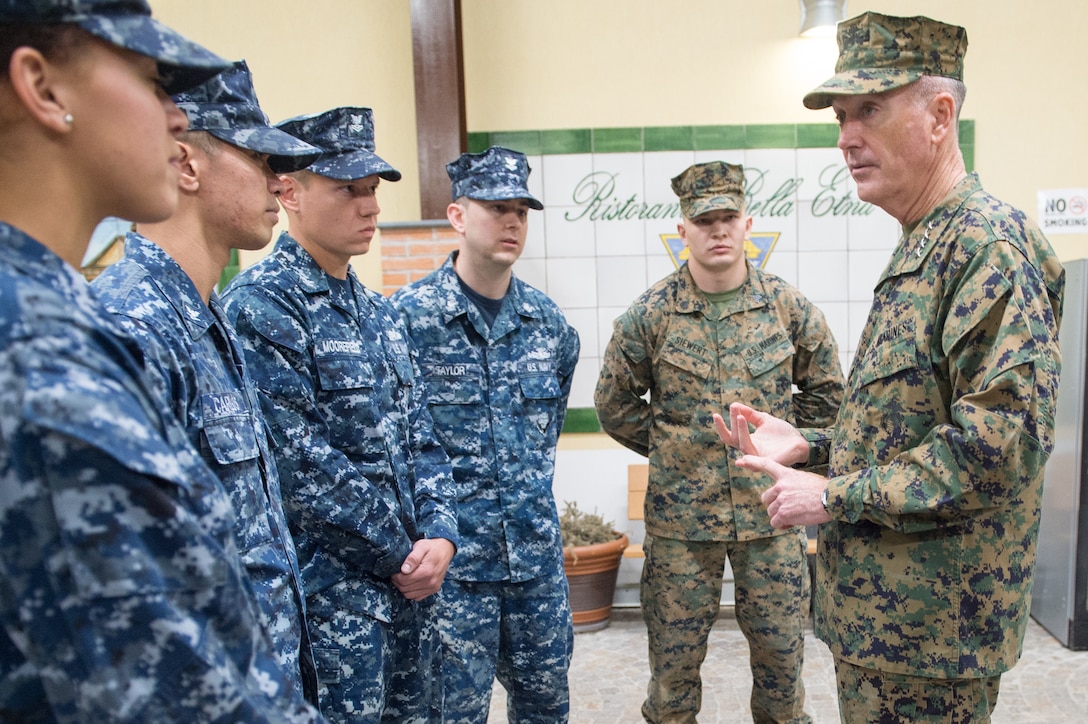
489;608;1088;722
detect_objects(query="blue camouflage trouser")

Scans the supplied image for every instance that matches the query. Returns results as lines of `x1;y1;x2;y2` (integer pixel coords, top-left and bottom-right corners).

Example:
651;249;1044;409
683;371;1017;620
641;532;812;724
308;587;440;723
438;565;574;723
835;658;1001;723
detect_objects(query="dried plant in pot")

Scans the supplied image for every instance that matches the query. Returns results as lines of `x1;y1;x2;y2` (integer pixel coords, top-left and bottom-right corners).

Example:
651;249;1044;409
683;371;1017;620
559;500;628;633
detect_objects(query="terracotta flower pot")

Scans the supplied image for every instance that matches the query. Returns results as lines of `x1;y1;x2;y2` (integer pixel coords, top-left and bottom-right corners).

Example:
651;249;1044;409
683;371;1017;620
563;532;629;633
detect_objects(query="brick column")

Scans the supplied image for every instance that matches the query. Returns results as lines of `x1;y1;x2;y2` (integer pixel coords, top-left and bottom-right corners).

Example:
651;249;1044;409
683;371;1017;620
379;221;460;297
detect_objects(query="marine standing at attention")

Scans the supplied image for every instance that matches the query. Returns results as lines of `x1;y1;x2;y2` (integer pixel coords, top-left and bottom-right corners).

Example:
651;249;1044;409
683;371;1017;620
597;160;844;723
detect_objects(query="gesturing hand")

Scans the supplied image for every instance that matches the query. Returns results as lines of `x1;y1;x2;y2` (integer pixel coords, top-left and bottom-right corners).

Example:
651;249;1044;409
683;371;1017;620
734;454;831;529
712;402;809;468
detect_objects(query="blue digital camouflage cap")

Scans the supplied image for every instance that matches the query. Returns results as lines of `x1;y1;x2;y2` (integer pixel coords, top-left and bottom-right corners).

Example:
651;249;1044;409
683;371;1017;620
447;146;543;210
0;0;230;95
172;60;319;174
274;107;401;182
803;12;968;110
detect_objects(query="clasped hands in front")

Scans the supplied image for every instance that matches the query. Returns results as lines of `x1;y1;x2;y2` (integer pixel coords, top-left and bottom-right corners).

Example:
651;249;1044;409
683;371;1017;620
392;537;456;601
712;402;831;529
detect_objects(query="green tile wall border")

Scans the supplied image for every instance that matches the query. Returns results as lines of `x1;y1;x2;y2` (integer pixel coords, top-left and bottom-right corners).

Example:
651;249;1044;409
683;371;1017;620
217;248;240;292
592;127;644;153
470;120;975;159
540;128;592;155
466;132;490;153
745;124;798;149
959;120;975;172
959;119;974;144
693;125;746;151
797;123;840;148
490;130;543;155
644;125;695;151
561;407;601;434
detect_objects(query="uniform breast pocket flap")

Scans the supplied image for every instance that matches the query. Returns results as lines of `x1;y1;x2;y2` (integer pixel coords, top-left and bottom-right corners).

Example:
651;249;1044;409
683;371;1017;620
854;333;919;388
742;332;795;378
518;372;561;401
201;392;259;465
660;341;713;378
315;352;374;391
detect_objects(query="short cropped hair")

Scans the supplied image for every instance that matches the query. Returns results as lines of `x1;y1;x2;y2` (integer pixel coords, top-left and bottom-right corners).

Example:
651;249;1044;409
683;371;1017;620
909;75;967;123
0;23;86;80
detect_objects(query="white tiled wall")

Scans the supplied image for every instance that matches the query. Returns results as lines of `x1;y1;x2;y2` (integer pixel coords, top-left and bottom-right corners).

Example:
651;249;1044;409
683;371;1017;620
515;148;901;409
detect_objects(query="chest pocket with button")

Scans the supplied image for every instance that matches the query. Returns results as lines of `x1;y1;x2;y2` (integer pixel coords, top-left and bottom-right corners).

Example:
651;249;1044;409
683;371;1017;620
741;330;795;379
519;372;561;443
200;390;259;466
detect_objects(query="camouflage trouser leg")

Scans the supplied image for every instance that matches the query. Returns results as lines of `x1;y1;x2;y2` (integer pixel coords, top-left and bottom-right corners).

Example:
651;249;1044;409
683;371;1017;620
730;532;812;724
438;565;574;724
308;593;392;723
640;535;725;723
834;658;1001;723
309;592;440;724
385;596;442;724
640;533;812;724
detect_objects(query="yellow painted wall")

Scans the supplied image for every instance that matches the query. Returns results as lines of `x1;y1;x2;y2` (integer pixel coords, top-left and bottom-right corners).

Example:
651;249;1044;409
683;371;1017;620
151;0;421;289
154;0;1088;266
459;0;1088;260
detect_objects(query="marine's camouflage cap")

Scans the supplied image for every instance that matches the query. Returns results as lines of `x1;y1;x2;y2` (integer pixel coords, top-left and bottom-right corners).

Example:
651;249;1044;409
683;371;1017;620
0;0;229;95
275;107;401;182
671;161;746;219
803;12;967;110
172;60;319;174
447;146;543;210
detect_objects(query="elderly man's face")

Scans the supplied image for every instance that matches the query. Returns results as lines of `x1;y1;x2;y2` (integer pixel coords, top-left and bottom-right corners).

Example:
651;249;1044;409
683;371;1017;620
832;83;939;225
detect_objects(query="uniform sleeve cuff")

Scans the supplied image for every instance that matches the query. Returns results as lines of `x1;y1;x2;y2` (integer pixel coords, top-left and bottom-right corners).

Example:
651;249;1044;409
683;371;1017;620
800;428;832;468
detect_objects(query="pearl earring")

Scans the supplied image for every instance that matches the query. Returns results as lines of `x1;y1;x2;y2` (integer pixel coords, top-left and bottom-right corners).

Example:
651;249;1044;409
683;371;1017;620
63;113;73;125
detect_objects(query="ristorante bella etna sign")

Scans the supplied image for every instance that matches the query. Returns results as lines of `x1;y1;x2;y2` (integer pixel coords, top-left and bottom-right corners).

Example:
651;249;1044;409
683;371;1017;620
562;163;876;269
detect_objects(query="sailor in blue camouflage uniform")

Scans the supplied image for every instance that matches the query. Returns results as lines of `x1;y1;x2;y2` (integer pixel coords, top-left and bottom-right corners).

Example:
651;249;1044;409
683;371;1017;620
718;13;1065;722
92;59;323;705
0;1;321;721
597;161;844;724
391;146;580;723
221;106;459;723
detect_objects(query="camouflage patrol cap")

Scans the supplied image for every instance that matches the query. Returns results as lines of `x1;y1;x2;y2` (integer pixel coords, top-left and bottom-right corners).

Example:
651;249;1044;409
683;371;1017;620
0;0;229;95
670;161;746;219
447;146;543;210
274;107;401;182
172;60;319;174
803;12;968;110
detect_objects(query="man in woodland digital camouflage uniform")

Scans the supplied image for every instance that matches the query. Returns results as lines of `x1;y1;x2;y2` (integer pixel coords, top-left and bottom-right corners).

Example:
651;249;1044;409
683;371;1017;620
595;161;844;723
391;146;579;723
222;106;458;723
716;12;1064;722
92;60;321;704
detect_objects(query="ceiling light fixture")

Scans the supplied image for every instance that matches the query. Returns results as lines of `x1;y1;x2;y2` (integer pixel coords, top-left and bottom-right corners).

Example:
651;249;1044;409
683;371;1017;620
799;0;847;38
